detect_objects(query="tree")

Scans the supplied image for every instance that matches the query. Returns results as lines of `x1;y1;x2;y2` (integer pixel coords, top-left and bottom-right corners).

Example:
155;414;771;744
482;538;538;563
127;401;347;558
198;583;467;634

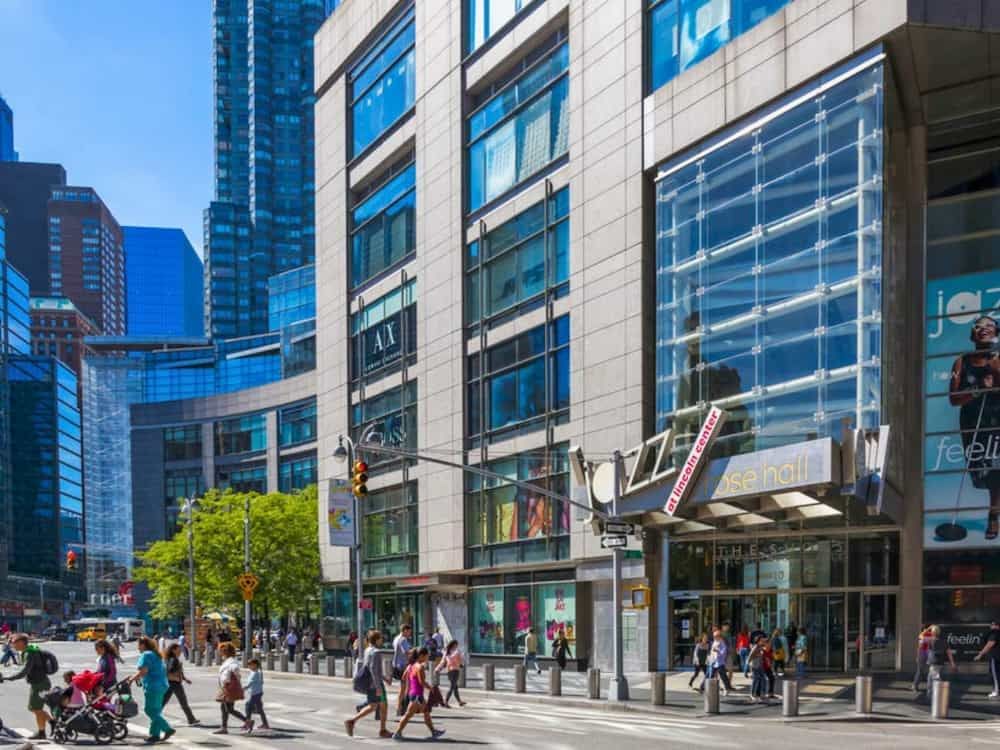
135;486;321;622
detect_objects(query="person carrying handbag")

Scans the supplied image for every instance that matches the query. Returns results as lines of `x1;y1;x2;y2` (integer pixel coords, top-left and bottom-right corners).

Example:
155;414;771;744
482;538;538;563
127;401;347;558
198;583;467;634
213;643;248;735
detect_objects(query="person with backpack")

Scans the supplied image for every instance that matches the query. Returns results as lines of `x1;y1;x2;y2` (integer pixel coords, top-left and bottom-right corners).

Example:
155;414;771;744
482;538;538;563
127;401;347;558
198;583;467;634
391;647;445;740
552;628;572;671
128;636;175;743
344;629;392;739
0;633;58;739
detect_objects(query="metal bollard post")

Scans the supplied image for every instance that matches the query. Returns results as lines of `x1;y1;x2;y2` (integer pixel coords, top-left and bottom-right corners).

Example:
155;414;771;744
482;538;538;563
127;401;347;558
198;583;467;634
587;668;601;700
782;679;799;718
549;666;562;697
514;664;527;693
310;654;319;675
382;655;392;680
855;675;873;714
931;680;950;720
280;652;289;672
484;663;495;691
266;652;275;671
704;677;720;714
651;672;666;706
459;664;467;688
327;654;336;677
295;653;304;673
343;656;354;678
196;650;204;667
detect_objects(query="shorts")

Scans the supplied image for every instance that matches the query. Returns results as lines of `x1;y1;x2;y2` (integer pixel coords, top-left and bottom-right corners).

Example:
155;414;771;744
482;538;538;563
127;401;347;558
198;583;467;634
28;679;51;711
408;694;425;705
365;687;386;706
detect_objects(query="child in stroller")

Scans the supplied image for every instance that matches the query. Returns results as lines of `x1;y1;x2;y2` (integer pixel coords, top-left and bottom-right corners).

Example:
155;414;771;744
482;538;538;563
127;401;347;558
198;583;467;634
46;670;136;744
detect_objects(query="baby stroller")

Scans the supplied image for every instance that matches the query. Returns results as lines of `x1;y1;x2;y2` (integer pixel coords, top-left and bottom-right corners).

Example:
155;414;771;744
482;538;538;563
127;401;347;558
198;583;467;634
46;676;135;744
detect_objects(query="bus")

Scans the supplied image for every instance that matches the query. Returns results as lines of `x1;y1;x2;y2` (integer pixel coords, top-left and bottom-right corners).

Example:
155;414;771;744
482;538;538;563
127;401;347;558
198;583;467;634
68;617;145;642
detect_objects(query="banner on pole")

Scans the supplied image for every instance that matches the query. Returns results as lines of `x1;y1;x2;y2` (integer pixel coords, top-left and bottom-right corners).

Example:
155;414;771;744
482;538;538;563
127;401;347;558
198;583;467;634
328;479;355;547
664;406;727;516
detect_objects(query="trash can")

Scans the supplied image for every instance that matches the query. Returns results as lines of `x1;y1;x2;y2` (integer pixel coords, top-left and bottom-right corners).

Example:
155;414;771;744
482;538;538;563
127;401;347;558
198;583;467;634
782;679;799;718
704;677;720;714
514;664;527;693
651;672;666;706
855;675;873;714
931;680;950;720
549;666;562;697
587;668;601;700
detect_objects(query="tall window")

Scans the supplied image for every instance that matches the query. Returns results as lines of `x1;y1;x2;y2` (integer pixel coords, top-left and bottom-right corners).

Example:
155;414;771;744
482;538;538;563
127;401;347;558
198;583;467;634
468;316;570;443
466;187;569;327
215;414;268;455
351;381;417;471
279;400;317;447
362;482;418;577
351;157;416;288
466;447;571;568
467;34;569;212
163;426;202;461
165;470;203;529
217;464;267;494
654;56;884;460
350;6;416;157
279;454;318;492
466;0;529;54
647;0;793;93
351;279;416;382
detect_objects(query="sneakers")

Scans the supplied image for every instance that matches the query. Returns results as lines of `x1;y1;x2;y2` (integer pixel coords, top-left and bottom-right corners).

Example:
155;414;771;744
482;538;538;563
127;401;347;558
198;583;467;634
212;728;229;735
989;691;1000;699
431;729;446;740
241;721;254;735
28;731;45;740
392;731;404;740
188;719;202;726
163;729;176;742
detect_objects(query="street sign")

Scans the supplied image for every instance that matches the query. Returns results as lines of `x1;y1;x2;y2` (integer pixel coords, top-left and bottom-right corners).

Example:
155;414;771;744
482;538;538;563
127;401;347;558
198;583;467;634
601;534;628;549
359;597;374;611
604;521;635;535
237;573;260;601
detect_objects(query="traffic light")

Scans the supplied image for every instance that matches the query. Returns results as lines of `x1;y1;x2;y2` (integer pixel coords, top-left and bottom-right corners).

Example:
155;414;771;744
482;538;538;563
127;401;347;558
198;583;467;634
352;460;369;497
66;549;77;572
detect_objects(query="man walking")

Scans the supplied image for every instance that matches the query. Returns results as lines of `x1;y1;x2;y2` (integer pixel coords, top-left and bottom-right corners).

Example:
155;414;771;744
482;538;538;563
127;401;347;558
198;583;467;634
975;620;1000;697
524;627;542;674
285;629;298;662
0;633;53;740
701;629;733;695
392;624;413;680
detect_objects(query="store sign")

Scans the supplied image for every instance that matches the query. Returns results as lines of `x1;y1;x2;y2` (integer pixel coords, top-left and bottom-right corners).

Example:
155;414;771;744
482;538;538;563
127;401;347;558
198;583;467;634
327;479;355;547
664;406;726;515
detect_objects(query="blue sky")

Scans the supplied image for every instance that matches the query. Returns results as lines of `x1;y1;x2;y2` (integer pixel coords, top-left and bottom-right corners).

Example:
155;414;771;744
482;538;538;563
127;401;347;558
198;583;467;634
0;0;212;256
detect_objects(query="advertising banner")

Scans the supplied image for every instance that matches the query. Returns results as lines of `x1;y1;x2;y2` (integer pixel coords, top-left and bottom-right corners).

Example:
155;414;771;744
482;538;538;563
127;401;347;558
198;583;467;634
664;406;726;515
327;479;355;547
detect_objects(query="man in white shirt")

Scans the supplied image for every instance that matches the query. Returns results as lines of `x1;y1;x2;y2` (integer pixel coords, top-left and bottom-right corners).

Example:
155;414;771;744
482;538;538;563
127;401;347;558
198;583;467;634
391;624;412;680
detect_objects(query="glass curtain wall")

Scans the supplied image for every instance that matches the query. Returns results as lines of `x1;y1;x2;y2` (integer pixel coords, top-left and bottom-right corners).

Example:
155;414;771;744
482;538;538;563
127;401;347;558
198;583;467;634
351;157;416;288
467;32;569;212
362;482;418;577
654;56;884;461
217;463;267;494
350;6;416;158
278;453;318;492
215;414;267;455
279;399;317;447
164;426;202;461
466;0;529;53
350;381;417;471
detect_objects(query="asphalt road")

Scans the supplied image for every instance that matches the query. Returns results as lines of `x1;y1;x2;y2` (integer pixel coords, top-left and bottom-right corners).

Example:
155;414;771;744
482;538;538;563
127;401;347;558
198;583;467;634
1;642;999;749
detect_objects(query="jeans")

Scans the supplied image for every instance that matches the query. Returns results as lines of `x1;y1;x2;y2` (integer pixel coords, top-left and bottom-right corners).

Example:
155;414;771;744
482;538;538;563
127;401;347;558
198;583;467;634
796;659;806;678
765;668;775;696
143;689;172;739
912;659;928;690
287;644;296;661
689;663;708;686
163;682;197;724
245;694;268;727
445;670;462;705
219;701;246;730
750;667;766;698
524;653;540;672
703;664;733;692
738;648;750;674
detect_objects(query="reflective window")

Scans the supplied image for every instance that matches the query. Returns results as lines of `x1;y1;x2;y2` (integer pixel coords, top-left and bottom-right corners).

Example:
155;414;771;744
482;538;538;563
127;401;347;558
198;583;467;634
362;482;418;578
466;187;569;326
467;35;569;212
217;463;267;494
350;6;416;157
466;447;570;568
215;414;267;455
165;470;203;529
467;316;570;443
280;399;317;447
466;0;529;53
351;279;416;382
351;158;416;288
654;57;884;460
350;381;417;471
164;426;202;461
279;453;318;492
647;0;793;92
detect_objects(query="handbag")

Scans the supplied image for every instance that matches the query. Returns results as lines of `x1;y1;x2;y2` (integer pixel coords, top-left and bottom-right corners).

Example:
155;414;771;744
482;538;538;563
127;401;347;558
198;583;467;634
217;673;244;702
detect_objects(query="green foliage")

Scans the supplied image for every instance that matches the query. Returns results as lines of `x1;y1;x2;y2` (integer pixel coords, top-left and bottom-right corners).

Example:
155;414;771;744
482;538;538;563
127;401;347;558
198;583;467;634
134;486;321;620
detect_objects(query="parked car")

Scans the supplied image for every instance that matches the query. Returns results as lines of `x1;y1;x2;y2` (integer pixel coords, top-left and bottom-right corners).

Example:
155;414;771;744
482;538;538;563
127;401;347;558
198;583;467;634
42;625;70;641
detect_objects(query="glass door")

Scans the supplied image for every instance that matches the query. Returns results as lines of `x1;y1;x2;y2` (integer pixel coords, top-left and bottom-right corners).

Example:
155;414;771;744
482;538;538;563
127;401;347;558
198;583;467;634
671;597;700;669
802;594;845;670
862;593;897;671
846;592;861;671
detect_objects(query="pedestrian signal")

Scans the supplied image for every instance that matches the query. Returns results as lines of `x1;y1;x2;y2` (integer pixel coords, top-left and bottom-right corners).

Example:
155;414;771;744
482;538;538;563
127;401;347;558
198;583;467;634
66;549;77;571
352;460;369;497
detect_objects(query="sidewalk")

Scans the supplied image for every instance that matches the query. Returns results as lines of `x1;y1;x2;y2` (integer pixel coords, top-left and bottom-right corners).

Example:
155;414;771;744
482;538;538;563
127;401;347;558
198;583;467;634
188;656;1000;723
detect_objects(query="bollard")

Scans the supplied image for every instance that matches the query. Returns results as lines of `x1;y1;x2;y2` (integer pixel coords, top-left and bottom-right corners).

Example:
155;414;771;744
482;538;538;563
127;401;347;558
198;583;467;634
266;652;275;671
704;677;720;714
343;656;354;678
327;654;336;677
280;652;289;672
484;663;495;691
310;654;319;675
782;678;799;718
382;655;392;681
651;672;666;706
931;680;950;720
588;668;601;700
459;664;467;688
295;653;304;673
855;675;873;714
514;664;527;693
196;650;204;667
207;650;215;667
549;666;562;697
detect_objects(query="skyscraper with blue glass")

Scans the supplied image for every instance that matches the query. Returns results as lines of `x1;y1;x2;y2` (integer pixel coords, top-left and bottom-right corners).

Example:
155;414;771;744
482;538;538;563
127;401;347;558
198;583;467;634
123;227;204;337
0;95;16;162
203;0;336;339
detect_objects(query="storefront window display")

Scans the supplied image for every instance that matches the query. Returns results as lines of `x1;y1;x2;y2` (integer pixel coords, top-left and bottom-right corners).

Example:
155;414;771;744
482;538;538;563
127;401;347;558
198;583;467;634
361;584;423;643
468;575;575;656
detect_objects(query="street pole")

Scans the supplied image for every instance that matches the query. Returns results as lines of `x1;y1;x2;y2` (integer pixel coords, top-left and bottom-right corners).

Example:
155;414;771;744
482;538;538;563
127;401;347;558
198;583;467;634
348;439;364;647
609;450;629;701
244;495;252;661
186;498;196;662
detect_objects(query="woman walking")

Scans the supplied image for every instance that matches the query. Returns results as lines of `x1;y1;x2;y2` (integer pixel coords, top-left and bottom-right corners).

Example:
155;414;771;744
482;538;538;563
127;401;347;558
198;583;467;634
770;628;787;676
746;636;767;703
436;640;466;708
345;630;392;739
214;642;248;735
689;633;710;689
736;625;751;674
129;636;175;744
392;647;445;740
94;639;121;694
794;628;809;679
163;643;200;725
552;628;572;671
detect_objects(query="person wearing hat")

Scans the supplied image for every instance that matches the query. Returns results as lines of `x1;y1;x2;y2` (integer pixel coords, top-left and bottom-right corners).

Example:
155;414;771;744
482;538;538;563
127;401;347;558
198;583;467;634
0;633;53;739
974;620;1000;698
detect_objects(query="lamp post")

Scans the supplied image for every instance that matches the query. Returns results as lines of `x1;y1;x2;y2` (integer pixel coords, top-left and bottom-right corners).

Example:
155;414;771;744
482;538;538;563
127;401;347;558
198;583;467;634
243;495;252;662
333;435;364;645
182;498;198;662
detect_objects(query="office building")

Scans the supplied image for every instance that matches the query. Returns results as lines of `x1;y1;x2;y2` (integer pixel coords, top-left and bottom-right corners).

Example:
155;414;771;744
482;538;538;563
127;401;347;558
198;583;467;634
47;186;126;336
30;297;100;403
0;95;16;162
313;0;1000;672
0;162;67;295
124;227;204;337
203;0;336;339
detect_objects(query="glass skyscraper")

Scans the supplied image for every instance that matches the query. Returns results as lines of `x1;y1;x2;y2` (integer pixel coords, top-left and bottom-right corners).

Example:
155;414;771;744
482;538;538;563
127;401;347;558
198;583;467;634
0;95;15;162
123;227;204;337
203;0;334;339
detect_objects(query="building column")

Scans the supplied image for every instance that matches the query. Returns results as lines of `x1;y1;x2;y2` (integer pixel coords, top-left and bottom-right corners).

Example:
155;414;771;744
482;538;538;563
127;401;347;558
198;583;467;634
201;423;214;493
266;411;279;493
